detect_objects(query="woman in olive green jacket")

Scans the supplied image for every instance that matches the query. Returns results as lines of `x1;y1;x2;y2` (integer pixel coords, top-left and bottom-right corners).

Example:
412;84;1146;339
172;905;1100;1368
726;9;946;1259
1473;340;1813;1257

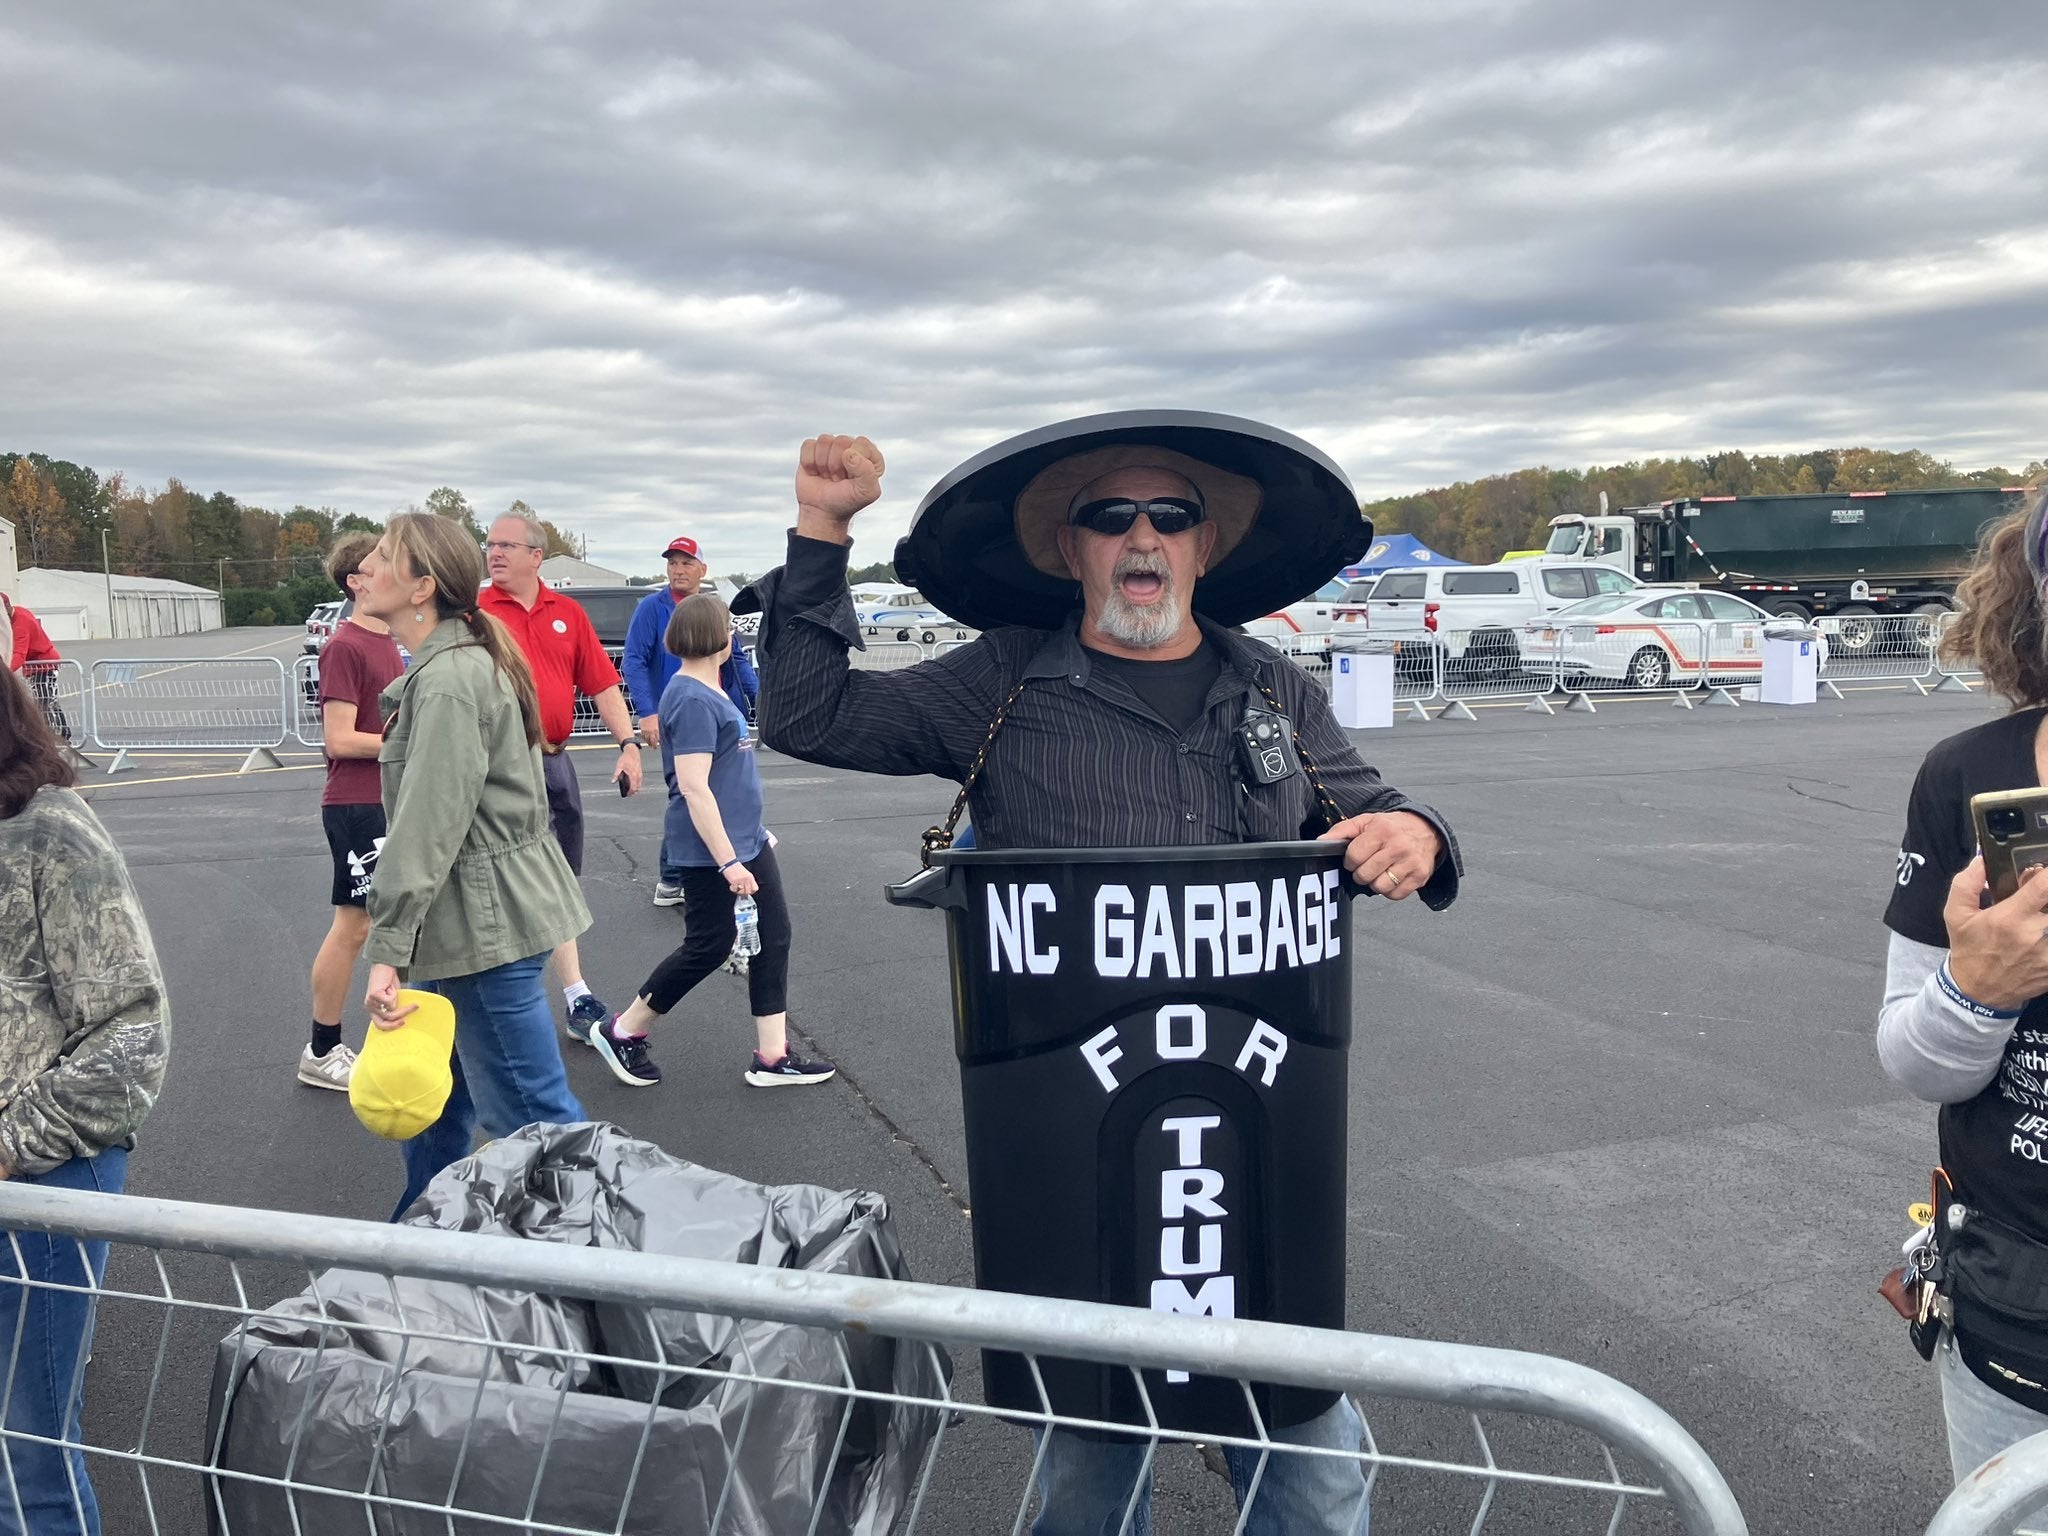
356;513;591;1218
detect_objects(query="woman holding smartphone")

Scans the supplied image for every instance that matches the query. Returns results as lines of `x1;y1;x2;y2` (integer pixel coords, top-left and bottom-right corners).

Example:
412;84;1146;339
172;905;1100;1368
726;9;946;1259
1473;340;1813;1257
1879;487;2048;1489
355;513;592;1217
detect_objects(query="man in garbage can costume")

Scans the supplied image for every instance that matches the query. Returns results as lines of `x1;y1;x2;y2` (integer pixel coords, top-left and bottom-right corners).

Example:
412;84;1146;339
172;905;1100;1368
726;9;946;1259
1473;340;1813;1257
746;412;1462;1535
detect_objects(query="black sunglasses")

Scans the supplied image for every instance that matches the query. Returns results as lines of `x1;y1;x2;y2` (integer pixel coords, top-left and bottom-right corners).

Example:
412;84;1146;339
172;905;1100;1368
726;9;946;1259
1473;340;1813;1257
1068;497;1207;536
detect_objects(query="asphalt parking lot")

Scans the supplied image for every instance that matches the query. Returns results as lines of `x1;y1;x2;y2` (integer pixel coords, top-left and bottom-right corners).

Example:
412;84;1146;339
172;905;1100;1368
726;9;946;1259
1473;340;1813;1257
46;625;1996;1534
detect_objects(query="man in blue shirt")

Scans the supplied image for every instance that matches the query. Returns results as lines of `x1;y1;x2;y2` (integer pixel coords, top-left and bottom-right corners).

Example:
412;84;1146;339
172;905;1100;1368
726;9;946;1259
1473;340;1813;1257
624;535;759;906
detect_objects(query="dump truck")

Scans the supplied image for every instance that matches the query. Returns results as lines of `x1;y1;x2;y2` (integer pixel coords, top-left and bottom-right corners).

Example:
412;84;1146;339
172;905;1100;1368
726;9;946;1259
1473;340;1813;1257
1539;487;2026;651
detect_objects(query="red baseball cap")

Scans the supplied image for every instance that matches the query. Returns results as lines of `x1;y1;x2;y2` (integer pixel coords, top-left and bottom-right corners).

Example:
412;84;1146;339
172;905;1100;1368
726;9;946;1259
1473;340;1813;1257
661;536;703;561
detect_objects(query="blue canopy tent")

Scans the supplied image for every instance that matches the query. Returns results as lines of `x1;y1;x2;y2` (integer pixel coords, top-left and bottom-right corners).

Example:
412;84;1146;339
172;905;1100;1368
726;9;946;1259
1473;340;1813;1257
1339;533;1465;581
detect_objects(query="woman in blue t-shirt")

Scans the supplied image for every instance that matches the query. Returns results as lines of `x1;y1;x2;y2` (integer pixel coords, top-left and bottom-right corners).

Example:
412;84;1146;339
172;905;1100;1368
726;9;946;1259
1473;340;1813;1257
593;595;835;1090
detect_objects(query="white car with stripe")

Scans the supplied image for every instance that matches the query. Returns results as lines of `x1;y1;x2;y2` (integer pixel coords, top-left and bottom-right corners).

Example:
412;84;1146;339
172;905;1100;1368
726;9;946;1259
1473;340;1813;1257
1519;588;1828;688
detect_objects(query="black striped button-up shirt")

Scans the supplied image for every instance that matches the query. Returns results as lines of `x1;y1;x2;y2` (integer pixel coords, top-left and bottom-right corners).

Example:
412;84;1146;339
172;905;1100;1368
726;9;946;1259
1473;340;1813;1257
754;534;1461;909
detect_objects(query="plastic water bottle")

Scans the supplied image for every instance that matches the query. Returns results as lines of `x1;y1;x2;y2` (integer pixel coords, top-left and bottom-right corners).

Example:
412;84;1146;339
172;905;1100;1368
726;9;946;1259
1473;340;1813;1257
733;895;761;957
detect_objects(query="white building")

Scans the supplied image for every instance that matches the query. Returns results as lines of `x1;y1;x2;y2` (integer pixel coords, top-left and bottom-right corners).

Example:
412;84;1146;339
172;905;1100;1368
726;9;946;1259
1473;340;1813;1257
0;515;17;601
18;567;224;640
539;555;629;587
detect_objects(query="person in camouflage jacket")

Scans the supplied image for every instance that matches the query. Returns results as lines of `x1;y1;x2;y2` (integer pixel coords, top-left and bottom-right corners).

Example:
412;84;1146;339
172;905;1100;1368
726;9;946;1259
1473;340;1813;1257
0;665;168;1534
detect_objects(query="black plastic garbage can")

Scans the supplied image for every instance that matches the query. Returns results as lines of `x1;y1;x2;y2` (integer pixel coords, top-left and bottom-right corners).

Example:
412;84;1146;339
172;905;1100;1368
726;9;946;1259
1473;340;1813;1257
888;840;1356;1437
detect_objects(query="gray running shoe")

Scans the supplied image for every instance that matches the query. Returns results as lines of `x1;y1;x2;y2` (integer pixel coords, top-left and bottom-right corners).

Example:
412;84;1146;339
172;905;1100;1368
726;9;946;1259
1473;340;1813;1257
297;1042;356;1092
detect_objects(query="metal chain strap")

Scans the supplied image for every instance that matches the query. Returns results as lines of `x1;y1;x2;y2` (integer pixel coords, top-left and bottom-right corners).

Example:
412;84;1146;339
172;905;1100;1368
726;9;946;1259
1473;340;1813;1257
920;676;1033;866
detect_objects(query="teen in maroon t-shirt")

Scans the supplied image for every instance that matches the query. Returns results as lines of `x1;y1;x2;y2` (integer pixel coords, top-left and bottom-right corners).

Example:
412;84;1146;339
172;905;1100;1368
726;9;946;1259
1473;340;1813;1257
302;535;405;1091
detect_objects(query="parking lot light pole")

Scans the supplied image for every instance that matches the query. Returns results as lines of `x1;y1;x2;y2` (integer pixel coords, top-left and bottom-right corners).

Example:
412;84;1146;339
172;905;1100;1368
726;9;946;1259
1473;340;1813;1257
101;528;117;641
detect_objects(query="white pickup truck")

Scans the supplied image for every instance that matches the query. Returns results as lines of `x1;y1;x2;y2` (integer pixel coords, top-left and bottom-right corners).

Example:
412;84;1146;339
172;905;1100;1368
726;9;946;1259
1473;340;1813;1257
1358;560;1640;680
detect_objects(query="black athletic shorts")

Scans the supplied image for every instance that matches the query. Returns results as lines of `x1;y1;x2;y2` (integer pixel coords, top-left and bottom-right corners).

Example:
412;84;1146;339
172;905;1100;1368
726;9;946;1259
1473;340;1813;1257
542;749;585;876
323;802;388;908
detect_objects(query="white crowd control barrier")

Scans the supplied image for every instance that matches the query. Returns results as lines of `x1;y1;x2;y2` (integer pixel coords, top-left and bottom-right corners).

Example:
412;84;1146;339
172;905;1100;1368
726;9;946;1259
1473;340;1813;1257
568;645;633;738
290;654;324;748
849;640;931;672
19;657;88;754
1928;610;1979;694
1515;619;1719;714
1323;636;1433;724
1386;636;1443;719
1425;625;1552;719
1924;1424;2048;1536
0;1182;1749;1536
85;656;289;775
1814;614;1939;692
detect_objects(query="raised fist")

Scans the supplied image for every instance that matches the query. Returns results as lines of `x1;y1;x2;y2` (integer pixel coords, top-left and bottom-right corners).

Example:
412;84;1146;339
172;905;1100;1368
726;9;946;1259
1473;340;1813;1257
795;435;886;532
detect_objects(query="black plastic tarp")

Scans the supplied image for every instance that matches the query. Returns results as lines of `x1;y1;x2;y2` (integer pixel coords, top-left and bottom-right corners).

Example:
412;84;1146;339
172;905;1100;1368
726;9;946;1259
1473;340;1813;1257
205;1122;950;1534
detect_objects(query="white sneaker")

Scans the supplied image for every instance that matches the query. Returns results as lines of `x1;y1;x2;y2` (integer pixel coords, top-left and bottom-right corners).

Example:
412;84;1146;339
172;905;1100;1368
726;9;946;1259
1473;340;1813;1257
297;1042;357;1091
652;880;685;908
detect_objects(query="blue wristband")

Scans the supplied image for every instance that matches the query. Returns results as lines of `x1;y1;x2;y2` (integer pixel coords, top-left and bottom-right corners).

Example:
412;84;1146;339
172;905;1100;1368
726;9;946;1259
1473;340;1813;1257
1937;961;2024;1021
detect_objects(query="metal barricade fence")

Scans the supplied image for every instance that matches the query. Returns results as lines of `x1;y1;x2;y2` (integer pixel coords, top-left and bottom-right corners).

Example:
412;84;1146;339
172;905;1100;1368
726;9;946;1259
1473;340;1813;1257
1925;1425;2048;1536
0;1182;1746;1536
568;646;633;738
1318;643;1433;729
1813;614;1938;689
1433;625;1558;719
85;656;289;775
1929;610;1979;693
291;654;323;748
850;640;930;671
19;657;87;750
1526;621;1722;713
1292;651;1332;695
1388;637;1443;712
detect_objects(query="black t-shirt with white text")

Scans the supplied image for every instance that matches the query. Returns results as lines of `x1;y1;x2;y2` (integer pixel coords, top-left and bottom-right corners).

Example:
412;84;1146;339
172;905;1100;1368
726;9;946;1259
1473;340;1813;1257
1885;707;2048;1240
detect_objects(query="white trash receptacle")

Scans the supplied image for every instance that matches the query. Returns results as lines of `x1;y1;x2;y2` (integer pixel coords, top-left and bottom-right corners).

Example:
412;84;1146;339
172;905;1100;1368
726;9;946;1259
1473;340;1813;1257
1331;650;1395;729
1760;632;1818;706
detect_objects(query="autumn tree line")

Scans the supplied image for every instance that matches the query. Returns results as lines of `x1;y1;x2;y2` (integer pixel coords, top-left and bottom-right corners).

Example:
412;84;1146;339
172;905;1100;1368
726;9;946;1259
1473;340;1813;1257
8;443;2042;623
1365;447;2044;564
1;452;587;623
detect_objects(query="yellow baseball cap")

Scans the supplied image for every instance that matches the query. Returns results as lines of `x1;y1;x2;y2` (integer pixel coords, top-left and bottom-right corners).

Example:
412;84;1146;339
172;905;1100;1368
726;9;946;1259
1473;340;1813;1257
349;989;456;1140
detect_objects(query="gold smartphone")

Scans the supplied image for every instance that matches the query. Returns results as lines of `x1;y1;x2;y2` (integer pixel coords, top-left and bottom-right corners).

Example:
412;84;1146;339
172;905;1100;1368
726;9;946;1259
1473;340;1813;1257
1971;788;2048;902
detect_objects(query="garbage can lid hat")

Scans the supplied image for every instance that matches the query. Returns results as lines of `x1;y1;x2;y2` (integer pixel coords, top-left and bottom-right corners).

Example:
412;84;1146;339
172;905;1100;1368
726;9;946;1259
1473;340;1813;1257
893;409;1369;632
349;990;457;1141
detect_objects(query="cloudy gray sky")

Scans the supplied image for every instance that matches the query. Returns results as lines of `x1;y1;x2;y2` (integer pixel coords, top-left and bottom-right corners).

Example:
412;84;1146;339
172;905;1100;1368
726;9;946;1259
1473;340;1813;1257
3;1;2043;575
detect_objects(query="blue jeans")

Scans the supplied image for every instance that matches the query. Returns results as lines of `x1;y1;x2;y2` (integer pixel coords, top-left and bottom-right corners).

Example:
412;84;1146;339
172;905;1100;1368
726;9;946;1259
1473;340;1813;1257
392;953;585;1220
1940;1332;2048;1499
1032;1394;1370;1536
0;1146;127;1536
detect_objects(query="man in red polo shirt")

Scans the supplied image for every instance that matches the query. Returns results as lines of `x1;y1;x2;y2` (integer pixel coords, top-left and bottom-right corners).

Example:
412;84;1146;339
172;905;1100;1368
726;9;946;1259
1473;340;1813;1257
478;511;644;1042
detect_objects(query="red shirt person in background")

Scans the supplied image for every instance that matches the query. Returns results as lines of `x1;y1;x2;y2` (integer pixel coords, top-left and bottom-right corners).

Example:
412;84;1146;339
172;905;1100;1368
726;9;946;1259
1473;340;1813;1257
302;533;406;1092
7;602;59;674
475;511;642;1042
4;600;73;743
